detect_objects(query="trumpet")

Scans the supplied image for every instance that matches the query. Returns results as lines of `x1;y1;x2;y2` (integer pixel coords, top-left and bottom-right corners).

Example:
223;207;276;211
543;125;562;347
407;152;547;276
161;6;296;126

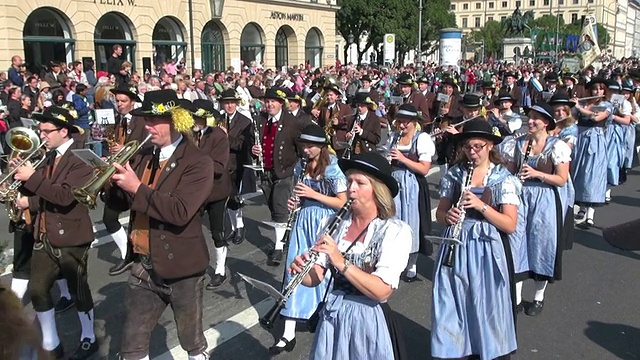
259;198;353;329
72;134;152;209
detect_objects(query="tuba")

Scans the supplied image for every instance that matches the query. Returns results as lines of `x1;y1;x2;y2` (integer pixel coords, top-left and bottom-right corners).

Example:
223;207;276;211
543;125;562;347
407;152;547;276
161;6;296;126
72;134;152;209
0;127;48;222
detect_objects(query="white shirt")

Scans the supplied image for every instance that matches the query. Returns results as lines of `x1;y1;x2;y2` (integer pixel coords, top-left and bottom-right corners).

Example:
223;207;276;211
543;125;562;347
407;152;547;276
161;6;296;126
157;135;183;162
394;132;436;162
269;110;282;123
290;108;299;117
500;110;522;133
56;138;75;157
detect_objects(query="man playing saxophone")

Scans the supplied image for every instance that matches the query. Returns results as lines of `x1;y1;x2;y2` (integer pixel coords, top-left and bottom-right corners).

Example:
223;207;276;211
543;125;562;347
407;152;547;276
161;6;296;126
104;83;146;276
314;82;352;157
105;90;214;360
344;93;381;157
13;106;98;359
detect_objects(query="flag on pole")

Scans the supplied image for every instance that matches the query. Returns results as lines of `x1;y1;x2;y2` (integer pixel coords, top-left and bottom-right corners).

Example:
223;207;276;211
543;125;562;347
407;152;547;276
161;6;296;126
579;14;601;70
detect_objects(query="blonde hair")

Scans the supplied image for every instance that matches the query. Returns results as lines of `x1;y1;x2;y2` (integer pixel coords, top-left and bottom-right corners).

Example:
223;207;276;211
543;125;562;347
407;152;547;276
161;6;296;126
347;170;396;219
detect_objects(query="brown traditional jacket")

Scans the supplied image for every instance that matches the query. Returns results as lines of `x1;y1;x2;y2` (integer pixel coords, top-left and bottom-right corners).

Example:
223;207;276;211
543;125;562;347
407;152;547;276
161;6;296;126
195;126;232;203
21;139;94;247
255;110;311;179
319;102;353;150
346;110;382;154
224;111;253;173
106;137;215;279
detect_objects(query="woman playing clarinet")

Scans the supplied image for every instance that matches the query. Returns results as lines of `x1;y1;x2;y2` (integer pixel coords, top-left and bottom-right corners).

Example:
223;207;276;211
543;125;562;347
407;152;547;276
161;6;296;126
432;119;520;360
388;104;436;281
505;102;571;317
270;124;347;355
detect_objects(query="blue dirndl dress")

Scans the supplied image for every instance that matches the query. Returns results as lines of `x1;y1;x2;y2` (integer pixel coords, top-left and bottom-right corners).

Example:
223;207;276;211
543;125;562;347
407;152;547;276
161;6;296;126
280;156;347;320
390;131;435;254
508;136;571;281
623;123;637;168
571;104;609;205
606;110;627;186
431;164;520;360
311;217;412;360
554;125;578;250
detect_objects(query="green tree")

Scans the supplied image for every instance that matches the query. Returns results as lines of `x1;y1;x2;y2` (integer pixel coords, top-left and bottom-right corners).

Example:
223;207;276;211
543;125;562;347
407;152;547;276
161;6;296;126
336;0;385;62
468;20;504;59
530;14;564;32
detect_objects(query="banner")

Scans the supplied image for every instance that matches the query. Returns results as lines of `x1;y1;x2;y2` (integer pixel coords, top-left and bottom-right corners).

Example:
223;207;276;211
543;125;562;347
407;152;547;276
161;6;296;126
579;14;601;70
383;34;395;63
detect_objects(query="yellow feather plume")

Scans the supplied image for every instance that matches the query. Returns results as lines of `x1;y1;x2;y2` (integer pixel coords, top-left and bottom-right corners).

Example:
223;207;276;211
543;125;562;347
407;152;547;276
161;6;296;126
172;107;195;133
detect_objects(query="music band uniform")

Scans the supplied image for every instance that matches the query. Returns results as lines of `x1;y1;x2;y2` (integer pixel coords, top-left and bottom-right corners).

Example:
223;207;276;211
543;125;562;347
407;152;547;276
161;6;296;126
350;93;382;155
18;106;98;359
105;90;214;360
318;84;354;156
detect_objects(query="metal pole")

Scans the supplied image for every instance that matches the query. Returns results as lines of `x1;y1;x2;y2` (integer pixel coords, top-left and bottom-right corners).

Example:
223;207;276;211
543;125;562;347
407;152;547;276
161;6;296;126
555;0;560;63
482;40;485;63
188;0;195;71
417;0;423;64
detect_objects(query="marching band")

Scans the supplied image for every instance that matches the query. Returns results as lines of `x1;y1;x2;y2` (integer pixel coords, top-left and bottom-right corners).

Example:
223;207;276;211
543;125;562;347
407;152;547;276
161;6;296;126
0;65;639;360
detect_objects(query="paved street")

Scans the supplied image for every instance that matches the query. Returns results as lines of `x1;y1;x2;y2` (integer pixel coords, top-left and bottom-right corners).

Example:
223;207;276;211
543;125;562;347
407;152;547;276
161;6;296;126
1;167;639;360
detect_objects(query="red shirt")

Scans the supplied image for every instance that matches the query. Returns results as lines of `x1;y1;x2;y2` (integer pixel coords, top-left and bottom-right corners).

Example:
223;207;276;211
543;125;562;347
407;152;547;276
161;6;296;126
262;116;279;170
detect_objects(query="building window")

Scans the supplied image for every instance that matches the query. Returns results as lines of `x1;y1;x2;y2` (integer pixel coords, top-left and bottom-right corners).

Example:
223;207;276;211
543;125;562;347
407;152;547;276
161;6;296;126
202;21;225;72
501;1;507;8
515;0;521;7
23;7;76;75
489;2;494;8
450;4;456;10
476;2;482;9
501;15;507;21
475;17;481;27
543;0;549;5
587;0;593;3
572;0;578;3
529;0;535;5
463;3;469;10
558;0;563;4
305;28;324;68
558;13;563;21
571;13;578;22
275;27;289;68
462;18;468;28
487;16;494;21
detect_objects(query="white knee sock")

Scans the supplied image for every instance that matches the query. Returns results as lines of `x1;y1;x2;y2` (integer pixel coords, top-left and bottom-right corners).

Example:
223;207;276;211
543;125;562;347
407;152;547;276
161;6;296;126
533;281;548;302
605;189;611;200
227;209;238;232
77;309;96;342
274;223;287;250
515;281;523;305
405;253;418;278
236;208;244;229
188;353;209;360
11;278;29;300
214;246;227;275
586;207;595;221
36;309;60;351
276;319;297;346
111;227;128;259
56;279;70;300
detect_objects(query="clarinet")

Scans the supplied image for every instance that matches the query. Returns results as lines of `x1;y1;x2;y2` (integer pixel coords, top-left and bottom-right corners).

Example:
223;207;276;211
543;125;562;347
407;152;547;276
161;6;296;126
342;111;360;160
518;137;533;183
281;157;309;249
443;161;475;267
260;198;354;329
386;132;400;164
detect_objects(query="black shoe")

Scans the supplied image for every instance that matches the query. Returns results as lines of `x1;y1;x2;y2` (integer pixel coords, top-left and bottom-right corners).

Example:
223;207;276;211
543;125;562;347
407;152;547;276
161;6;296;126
525;300;544;316
48;343;64;359
268;337;296;356
268;249;283;266
225;230;237;243
402;274;418;283
515;302;524;314
69;338;98;360
108;250;134;276
55;297;74;313
233;228;246;245
206;274;228;290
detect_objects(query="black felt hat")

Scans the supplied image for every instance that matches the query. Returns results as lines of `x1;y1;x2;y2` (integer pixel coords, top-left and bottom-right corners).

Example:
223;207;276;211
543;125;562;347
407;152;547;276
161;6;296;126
297;124;328;145
263;87;289;102
130;89;180;117
110;84;142;102
396;104;421;121
460;93;483;108
353;92;378;110
191;99;220;119
586;77;607;89
493;92;516;105
219;89;243;102
548;92;576;108
396;73;415;86
544;72;559;82
481;81;496;89
338;152;399;197
524;102;557;130
452;118;502;144
32;106;79;133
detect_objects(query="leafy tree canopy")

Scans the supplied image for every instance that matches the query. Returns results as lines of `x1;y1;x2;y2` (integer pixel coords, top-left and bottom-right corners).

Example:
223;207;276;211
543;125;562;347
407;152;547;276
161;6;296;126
468;20;504;58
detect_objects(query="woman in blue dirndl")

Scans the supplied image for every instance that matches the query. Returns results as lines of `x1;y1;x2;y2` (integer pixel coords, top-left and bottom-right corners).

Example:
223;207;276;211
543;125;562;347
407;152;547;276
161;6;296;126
270;124;348;355
388;104;435;282
570;78;610;227
505;103;571;316
549;93;578;250
431;118;520;360
621;82;639;178
604;81;632;201
289;152;411;360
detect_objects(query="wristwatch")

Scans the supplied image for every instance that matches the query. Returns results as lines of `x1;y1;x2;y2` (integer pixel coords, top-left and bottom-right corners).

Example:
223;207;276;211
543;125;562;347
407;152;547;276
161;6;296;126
480;204;488;214
341;259;352;274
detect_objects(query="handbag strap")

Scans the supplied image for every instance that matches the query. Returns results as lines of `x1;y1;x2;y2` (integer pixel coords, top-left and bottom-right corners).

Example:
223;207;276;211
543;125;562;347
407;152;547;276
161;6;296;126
322;222;371;302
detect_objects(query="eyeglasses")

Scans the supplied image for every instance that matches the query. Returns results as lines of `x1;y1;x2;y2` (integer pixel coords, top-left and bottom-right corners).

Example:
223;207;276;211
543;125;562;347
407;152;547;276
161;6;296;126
39;128;61;135
462;143;488;151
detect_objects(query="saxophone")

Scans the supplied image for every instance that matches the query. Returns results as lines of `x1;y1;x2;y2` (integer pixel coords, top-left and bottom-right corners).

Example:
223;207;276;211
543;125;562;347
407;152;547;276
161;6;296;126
259;198;354;329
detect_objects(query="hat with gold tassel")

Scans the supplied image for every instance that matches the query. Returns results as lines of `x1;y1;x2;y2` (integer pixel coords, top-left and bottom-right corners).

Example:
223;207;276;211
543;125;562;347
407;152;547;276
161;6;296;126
131;89;194;133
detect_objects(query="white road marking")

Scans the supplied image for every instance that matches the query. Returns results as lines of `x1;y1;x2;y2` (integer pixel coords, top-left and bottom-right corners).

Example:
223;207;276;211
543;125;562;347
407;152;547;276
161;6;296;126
156;298;275;360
